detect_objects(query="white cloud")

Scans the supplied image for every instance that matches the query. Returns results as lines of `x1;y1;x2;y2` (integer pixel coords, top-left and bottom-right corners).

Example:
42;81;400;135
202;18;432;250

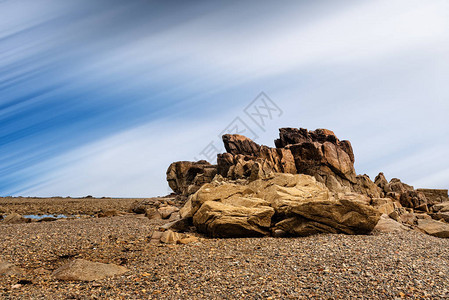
10;0;449;196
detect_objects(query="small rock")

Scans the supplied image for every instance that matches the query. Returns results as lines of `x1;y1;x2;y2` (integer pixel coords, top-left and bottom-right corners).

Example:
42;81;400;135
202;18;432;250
145;208;162;220
158;206;180;219
177;236;199;245
160;230;180;244
0;261;23;276
3;213;31;224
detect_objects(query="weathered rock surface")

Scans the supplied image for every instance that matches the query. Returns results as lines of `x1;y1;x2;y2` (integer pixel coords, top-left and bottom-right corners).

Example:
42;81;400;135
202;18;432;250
182;173;381;238
400;190;428;212
417;219;449;238
52;259;128;281
166;161;217;196
0;261;23;276
158;206;179;219
417;189;448;206
166;126;448;239
3;213;31;224
373;214;409;233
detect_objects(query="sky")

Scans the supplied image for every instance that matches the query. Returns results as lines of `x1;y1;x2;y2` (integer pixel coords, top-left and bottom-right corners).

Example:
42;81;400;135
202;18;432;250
1;0;448;197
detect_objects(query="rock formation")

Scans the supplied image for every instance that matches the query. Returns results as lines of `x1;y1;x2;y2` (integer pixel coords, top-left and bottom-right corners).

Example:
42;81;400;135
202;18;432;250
166;126;449;238
166;160;217;197
179;173;381;237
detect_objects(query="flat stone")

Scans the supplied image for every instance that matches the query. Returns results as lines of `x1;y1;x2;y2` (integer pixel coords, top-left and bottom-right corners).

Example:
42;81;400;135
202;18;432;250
0;261;23;276
52;259;128;281
417;219;449;238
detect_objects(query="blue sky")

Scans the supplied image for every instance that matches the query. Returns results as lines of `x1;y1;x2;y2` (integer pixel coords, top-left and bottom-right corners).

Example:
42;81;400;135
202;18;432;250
1;0;448;197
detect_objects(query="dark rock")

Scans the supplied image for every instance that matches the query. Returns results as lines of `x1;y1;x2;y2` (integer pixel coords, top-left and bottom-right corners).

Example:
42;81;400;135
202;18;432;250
166;161;217;196
416;189;448;206
400;190;428;211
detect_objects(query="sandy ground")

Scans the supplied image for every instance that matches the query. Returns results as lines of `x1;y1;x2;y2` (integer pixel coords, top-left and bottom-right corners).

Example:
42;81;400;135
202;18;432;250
1;198;449;299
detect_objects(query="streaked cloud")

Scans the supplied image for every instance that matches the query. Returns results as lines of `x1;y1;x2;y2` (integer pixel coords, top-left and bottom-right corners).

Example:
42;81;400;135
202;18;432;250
1;0;448;196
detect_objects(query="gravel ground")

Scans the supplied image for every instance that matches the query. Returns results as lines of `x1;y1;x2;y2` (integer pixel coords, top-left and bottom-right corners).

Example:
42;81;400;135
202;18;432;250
1;213;449;299
0;197;163;216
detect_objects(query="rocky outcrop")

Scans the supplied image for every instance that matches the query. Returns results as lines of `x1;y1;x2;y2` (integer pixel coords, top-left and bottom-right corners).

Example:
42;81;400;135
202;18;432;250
417;189;448;206
276;128;356;186
166;161;217;196
181;173;381;238
400;190;428;212
165;126;449;239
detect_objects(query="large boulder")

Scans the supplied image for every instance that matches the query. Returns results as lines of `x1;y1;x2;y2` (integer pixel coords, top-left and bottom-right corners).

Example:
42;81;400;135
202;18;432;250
166;161;217;196
182;173;381;238
373;214;409;233
193;201;274;237
417;219;449;238
274;198;382;236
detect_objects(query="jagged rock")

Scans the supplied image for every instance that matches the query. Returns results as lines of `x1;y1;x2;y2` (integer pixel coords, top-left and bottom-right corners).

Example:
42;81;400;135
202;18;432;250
218;135;296;180
168;128;433;200
166;161;217;196
371;198;396;215
416;189;448;206
389;178;414;194
417;219;449;238
166;127;448;238
433;202;449;213
223;134;261;156
276;128;356;184
374;173;391;197
354;175;382;198
182;173;381;238
52;259;128;281
373;214;409;233
400;190;428;212
3;213;31;224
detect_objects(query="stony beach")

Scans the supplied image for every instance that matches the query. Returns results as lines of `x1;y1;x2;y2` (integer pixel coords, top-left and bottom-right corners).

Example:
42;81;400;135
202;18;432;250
1;197;449;299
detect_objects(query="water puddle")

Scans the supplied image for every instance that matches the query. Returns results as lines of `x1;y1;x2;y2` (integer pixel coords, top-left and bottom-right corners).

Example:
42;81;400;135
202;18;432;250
23;214;68;220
